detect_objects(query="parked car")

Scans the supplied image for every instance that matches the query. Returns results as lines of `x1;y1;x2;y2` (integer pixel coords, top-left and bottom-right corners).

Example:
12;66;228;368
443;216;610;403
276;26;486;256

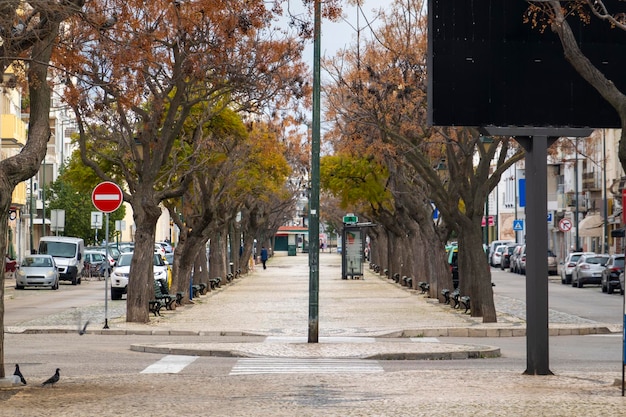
447;246;459;289
500;243;520;270
571;254;609;288
510;244;526;274
110;252;169;300
509;244;524;273
488;240;514;266
560;252;595;284
157;241;173;254
15;254;59;290
518;245;527;274
154;243;166;257
601;254;624;294
83;250;108;277
621;272;625;295
547;250;558;275
490;244;508;268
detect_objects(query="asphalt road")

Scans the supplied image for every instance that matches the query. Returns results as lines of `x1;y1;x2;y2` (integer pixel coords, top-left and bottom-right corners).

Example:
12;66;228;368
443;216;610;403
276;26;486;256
491;266;624;325
3;279;109;326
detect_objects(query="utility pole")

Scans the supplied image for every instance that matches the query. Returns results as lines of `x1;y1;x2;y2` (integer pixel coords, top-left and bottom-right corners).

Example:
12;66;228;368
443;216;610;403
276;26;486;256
308;0;321;344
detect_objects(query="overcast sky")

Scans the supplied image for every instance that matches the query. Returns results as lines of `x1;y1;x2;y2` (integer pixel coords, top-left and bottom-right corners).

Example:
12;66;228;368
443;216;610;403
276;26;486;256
313;0;389;59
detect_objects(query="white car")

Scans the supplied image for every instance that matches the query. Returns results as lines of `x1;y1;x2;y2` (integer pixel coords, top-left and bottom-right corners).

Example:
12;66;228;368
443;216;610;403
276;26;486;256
154;244;166;257
110;252;168;300
490;245;508;267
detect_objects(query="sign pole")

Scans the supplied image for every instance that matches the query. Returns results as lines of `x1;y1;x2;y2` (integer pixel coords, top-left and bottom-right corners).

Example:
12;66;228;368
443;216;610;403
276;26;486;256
104;213;110;329
92;181;123;330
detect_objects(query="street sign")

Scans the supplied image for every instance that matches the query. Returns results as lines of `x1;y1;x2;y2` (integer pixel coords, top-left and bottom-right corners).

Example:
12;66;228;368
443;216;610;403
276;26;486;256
513;219;524;231
558;218;572;232
343;214;358;224
91;211;103;229
92;182;123;213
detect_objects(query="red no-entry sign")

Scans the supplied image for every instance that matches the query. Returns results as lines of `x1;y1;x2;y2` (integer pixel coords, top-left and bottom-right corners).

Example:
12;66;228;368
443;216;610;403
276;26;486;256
92;182;123;213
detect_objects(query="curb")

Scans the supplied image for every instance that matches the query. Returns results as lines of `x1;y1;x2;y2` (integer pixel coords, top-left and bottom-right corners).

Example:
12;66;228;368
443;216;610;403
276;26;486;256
128;341;502;360
4;324;616;337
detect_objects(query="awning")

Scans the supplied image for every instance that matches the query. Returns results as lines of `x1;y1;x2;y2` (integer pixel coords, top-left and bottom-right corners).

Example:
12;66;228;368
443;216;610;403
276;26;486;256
578;214;604;237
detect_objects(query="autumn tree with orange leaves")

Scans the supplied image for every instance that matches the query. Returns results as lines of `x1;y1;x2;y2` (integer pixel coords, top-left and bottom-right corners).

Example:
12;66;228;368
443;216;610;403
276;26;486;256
323;0;524;322
54;0;329;323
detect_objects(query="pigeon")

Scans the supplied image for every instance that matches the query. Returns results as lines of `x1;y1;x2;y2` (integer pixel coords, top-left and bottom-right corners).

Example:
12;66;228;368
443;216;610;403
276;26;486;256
14;364;27;385
41;368;60;387
79;319;90;335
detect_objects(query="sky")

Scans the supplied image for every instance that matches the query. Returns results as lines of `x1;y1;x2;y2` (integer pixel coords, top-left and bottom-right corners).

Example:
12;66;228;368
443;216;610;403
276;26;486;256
307;0;390;61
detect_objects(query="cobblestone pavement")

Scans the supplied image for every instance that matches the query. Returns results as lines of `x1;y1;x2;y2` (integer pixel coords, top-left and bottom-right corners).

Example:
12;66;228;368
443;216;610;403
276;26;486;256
2;253;625;416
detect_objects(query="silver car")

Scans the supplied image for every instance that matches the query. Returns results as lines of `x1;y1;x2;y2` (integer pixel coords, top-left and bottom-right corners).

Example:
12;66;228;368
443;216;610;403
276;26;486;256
560;252;595;284
571;254;609;288
15;255;59;290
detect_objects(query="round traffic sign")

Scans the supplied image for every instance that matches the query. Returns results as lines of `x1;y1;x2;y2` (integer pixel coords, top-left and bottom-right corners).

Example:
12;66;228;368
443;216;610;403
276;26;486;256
558;218;572;232
92;182;123;213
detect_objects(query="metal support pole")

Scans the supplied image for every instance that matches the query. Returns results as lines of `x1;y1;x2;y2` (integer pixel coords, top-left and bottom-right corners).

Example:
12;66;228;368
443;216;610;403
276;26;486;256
103;212;110;329
483;126;591;376
308;0;321;343
575;138;580;251
517;135;552;375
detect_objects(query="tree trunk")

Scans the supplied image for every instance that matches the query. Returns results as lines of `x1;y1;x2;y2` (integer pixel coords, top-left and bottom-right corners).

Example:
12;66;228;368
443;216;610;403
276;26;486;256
0;23;59;377
458;218;497;323
126;200;161;323
209;231;227;281
194;248;210;288
171;232;205;303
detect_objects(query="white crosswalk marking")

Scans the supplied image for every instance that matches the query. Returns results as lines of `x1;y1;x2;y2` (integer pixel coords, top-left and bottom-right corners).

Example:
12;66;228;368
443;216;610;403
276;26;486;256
229;358;384;376
141;355;198;374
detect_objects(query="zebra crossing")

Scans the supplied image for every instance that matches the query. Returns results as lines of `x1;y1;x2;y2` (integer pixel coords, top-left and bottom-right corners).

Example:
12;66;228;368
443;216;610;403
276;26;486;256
229;358;384;376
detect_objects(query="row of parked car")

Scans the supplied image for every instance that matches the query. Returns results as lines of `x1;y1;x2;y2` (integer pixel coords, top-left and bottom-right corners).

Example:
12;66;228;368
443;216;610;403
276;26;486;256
560;251;624;294
491;240;625;295
490;241;558;276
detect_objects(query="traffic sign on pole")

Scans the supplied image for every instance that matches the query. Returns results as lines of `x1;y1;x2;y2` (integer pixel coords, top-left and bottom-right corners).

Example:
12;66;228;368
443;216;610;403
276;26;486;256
558;218;572;232
92;182;123;213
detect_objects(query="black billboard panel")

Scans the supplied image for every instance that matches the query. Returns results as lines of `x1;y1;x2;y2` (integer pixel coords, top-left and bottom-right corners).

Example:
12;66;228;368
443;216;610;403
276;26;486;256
428;0;626;128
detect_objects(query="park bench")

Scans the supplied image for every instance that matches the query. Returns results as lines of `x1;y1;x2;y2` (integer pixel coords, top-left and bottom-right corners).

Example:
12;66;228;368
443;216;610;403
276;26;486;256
460;295;471;313
157;278;183;306
451;288;461;309
191;283;208;298
209;277;221;289
154;280;177;310
149;301;163;317
402;276;412;287
441;288;451;304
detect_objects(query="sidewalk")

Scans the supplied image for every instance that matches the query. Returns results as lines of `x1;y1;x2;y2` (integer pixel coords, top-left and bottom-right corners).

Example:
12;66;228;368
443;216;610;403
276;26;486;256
5;252;617;360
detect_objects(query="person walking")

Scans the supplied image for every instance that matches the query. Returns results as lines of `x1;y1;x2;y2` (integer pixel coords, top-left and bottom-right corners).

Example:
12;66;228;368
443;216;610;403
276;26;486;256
260;246;268;270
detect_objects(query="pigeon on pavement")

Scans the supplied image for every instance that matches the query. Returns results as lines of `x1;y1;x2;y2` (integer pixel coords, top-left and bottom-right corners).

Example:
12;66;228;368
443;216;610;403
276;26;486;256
14;364;27;385
41;368;60;387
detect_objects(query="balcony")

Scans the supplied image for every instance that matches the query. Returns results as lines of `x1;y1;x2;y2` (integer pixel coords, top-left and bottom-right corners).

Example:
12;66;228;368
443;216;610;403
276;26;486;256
1;114;26;148
582;171;601;191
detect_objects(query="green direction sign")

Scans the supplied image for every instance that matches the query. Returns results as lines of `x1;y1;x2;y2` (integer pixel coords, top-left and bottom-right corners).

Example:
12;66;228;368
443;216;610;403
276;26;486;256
343;214;358;224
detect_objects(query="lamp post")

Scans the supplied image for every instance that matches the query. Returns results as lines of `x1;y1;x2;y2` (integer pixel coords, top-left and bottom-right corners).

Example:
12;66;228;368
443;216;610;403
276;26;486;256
308;0;321;344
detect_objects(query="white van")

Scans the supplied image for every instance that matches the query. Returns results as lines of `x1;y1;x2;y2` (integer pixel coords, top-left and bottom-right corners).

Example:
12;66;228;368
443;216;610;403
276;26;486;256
38;236;85;285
